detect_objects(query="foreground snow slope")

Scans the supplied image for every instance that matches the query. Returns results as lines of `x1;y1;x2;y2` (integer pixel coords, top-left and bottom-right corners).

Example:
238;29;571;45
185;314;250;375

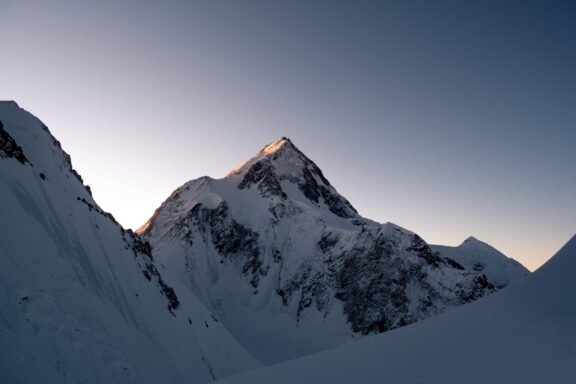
140;137;496;364
217;234;576;384
432;236;530;288
0;101;260;384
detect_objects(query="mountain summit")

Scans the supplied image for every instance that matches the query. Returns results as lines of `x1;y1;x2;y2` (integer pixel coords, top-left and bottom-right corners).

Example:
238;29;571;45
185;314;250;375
228;137;312;177
139;137;503;363
227;137;300;177
225;137;357;218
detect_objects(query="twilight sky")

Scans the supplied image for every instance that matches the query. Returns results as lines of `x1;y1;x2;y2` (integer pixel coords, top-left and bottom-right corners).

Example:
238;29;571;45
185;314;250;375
1;0;575;270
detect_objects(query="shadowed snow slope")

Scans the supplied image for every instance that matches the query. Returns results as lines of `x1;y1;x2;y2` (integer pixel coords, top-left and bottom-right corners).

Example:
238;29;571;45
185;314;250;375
432;236;530;289
140;137;498;364
216;234;576;384
0;102;260;384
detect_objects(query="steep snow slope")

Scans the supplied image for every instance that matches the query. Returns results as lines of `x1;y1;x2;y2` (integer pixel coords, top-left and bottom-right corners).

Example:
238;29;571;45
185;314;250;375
432;236;530;288
0;101;260;384
140;137;494;364
216;234;576;384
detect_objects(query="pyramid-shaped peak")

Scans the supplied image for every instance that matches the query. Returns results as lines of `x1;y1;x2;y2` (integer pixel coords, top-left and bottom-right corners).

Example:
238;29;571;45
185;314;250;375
227;137;310;178
224;137;358;218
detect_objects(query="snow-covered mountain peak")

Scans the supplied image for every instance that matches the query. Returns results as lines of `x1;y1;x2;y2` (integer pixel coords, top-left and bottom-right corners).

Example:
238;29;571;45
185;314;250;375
222;137;358;219
227;137;311;178
141;136;499;363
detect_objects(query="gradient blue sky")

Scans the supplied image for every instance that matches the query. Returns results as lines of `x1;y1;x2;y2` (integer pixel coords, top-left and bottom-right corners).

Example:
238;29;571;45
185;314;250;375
1;0;575;270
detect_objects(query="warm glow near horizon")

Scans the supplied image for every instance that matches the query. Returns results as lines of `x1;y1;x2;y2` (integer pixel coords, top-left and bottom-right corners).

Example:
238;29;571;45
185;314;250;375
1;0;574;272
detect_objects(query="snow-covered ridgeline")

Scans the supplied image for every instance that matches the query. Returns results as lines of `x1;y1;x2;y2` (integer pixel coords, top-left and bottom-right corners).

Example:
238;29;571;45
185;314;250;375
0;101;260;384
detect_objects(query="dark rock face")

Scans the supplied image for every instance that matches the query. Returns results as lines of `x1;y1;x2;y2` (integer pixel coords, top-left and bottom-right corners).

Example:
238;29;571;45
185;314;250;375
407;234;468;272
318;233;340;254
299;167;357;219
179;202;267;289
268;226;495;335
238;161;287;199
335;232;492;334
0;120;29;165
126;230;181;314
407;234;446;267
459;274;494;301
336;235;414;334
318;184;357;218
141;261;181;314
276;262;330;320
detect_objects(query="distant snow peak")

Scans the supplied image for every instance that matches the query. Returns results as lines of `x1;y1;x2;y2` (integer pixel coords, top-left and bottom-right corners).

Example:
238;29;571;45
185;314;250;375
431;236;530;289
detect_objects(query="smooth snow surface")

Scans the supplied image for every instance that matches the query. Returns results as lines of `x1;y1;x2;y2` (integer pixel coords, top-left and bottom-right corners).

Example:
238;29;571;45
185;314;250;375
432;236;530;288
0;102;260;384
216;235;576;384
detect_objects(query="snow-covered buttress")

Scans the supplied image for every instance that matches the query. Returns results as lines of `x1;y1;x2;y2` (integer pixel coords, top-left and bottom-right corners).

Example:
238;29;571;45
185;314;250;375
0;101;260;384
